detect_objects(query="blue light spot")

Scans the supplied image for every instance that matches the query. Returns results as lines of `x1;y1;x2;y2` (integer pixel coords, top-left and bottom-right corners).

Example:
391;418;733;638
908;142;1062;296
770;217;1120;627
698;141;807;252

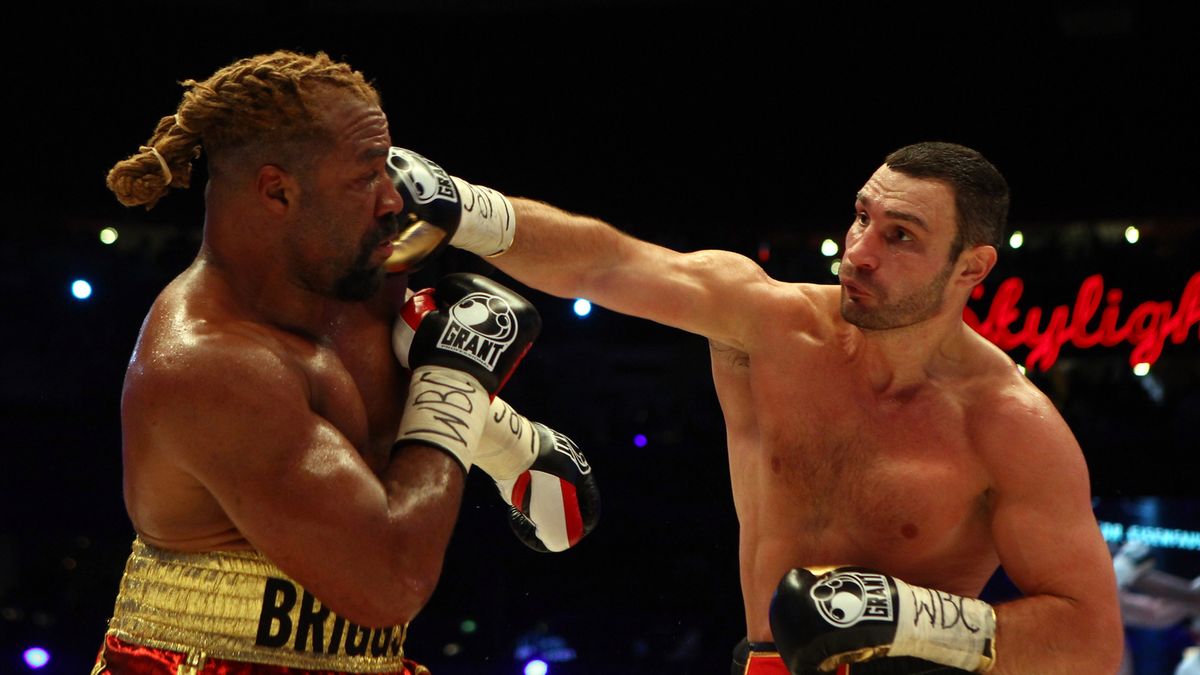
572;299;592;317
71;279;93;300
524;659;549;675
24;647;50;669
633;434;648;448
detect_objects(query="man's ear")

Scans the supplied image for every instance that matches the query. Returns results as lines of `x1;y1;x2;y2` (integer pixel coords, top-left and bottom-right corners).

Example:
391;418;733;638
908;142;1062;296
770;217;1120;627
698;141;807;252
955;244;998;288
256;164;296;215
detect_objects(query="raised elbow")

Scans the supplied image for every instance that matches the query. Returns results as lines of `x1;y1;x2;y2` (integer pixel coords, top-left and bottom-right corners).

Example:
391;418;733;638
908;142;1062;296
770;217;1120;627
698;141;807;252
361;565;441;627
324;555;442;628
1093;609;1127;673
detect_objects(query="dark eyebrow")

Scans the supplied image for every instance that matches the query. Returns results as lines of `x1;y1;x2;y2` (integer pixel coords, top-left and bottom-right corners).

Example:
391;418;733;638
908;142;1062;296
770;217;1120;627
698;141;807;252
362;146;390;162
855;192;928;231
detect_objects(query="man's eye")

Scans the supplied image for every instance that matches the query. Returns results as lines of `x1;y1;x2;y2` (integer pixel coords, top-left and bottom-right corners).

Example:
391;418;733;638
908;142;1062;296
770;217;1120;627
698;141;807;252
856;212;869;224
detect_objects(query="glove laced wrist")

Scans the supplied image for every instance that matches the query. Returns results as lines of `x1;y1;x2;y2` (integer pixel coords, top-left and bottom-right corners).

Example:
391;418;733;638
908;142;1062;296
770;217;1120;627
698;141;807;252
394;365;490;472
447;176;516;257
474;397;539;480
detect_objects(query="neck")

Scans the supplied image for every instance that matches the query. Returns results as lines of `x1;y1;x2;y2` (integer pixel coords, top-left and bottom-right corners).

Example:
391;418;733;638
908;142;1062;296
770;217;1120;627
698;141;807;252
200;216;349;341
854;310;971;396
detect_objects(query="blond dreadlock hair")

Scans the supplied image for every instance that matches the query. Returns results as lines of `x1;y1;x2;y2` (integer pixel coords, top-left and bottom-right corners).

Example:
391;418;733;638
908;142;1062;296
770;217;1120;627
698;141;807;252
107;50;380;209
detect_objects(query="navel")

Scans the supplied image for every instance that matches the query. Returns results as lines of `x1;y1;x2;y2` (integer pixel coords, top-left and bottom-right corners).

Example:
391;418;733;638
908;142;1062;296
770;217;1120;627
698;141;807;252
770;456;782;474
900;523;920;540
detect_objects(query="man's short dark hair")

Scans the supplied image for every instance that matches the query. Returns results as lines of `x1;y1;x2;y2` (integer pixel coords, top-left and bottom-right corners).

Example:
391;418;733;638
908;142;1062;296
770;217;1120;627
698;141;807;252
885;142;1010;260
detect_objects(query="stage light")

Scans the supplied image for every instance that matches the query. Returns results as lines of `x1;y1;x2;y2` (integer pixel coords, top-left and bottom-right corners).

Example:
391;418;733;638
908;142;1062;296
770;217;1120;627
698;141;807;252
820;239;839;257
830;260;841;276
1008;231;1024;249
524;659;549;675
23;647;50;669
460;619;477;634
99;227;119;245
1124;226;1140;244
633;434;648;448
1133;363;1151;377
572;299;592;317
71;279;93;300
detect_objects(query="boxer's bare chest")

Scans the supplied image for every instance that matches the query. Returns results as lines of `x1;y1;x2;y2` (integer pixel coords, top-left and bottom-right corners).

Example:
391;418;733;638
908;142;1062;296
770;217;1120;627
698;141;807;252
715;342;993;572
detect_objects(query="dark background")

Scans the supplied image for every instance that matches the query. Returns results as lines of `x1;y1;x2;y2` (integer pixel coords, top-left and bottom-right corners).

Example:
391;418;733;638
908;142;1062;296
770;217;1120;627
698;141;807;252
3;2;1199;673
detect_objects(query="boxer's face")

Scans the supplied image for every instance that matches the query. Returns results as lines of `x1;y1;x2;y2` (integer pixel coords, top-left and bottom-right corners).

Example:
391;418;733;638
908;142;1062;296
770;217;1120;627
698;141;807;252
288;92;403;301
838;165;960;330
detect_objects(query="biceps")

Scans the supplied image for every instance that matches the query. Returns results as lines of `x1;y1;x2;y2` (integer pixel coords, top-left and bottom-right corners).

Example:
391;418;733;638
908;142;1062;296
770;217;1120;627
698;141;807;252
991;491;1115;601
588;247;769;345
185;409;387;550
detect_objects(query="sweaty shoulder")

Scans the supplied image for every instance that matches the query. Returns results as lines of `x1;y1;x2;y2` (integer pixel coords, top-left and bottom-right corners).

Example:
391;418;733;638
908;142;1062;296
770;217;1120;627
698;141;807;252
959;335;1086;491
131;273;305;382
724;266;840;353
123;276;314;462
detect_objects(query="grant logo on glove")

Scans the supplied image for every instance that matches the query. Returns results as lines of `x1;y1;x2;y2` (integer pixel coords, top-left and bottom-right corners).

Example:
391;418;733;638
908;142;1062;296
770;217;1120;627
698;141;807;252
812;570;896;627
438;292;519;370
386;148;457;206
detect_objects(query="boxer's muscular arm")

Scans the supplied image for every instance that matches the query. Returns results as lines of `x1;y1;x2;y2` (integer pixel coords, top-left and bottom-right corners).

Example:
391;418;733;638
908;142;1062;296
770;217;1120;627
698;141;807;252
981;392;1123;673
492;198;780;351
123;333;462;628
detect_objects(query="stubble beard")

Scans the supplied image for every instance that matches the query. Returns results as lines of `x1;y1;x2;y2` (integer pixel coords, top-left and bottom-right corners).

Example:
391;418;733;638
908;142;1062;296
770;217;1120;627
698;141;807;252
840;262;954;331
331;221;394;301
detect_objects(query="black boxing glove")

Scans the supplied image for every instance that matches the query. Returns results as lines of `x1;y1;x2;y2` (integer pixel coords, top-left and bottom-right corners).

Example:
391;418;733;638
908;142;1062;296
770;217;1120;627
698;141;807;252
385;147;515;274
394;284;597;550
393;274;540;471
395;273;540;394
770;567;996;674
487;398;600;553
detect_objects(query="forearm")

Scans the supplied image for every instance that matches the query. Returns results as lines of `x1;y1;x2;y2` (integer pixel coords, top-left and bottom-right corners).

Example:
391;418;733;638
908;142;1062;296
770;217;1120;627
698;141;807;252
491;197;636;301
990;594;1123;674
373;444;466;621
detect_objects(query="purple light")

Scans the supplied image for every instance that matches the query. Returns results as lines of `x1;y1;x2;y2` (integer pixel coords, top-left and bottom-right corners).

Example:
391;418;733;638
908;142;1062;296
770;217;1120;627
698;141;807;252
633;434;647;448
23;647;50;669
524;659;548;675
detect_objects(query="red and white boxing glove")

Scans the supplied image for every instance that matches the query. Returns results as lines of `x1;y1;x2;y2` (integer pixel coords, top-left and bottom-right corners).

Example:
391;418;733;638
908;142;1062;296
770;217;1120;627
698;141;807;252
396;281;600;551
486;398;600;553
770;566;997;673
393;273;540;472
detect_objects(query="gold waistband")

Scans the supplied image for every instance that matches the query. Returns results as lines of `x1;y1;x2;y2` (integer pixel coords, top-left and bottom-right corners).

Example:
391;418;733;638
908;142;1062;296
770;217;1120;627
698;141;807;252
107;538;409;672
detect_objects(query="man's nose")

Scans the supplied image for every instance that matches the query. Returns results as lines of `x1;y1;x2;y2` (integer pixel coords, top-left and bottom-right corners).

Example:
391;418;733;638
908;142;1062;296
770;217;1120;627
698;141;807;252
376;177;404;219
844;228;879;271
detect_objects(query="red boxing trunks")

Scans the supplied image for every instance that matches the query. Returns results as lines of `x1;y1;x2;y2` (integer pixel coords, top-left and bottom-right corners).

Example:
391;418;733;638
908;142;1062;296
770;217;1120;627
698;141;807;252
93;634;428;674
732;640;850;675
731;639;966;674
91;538;422;674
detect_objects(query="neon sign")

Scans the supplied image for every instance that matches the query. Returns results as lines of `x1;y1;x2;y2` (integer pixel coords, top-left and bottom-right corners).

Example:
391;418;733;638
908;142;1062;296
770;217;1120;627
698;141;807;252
1099;520;1200;552
964;272;1200;371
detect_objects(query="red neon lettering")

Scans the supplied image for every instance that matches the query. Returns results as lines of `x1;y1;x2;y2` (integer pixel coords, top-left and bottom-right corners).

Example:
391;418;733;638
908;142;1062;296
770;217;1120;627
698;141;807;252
965;272;1200;371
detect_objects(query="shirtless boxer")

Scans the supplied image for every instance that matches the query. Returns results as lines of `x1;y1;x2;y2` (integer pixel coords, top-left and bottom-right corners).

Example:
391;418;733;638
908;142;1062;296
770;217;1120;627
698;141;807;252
93;51;596;674
385;142;1123;673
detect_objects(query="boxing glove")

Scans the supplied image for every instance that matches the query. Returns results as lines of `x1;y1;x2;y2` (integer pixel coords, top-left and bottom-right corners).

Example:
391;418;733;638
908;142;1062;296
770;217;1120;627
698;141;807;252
385;147;515;271
396;283;598;551
487;398;600;553
394;274;540;471
770;566;996;674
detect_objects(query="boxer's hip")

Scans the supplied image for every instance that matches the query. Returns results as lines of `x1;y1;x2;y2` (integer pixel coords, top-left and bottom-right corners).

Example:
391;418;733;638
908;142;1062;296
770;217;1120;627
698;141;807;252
100;537;412;673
